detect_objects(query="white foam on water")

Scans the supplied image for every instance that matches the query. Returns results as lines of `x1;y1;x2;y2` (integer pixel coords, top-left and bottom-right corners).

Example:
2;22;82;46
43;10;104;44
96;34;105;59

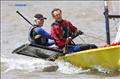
90;65;112;74
1;57;58;73
55;60;117;74
1;57;90;74
1;57;117;74
55;60;90;74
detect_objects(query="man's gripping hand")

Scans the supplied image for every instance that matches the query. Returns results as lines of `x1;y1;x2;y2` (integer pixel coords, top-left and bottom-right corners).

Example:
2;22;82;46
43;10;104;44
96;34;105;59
77;30;83;35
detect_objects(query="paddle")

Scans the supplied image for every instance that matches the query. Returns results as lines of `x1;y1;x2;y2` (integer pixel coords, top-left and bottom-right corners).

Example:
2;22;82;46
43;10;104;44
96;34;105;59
16;11;33;26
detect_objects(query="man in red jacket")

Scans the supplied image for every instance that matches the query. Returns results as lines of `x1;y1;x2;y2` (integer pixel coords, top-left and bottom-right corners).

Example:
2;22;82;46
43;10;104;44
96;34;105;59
51;8;97;53
50;8;97;53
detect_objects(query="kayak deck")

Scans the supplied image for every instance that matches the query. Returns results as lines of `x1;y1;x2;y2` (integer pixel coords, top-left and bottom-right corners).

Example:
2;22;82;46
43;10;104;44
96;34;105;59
59;45;120;72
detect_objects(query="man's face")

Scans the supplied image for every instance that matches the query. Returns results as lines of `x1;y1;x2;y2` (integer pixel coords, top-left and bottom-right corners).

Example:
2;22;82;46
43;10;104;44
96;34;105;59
53;10;62;21
35;19;44;26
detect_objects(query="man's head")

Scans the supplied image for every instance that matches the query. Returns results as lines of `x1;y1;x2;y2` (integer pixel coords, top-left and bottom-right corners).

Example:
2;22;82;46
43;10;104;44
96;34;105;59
34;14;47;26
51;8;62;22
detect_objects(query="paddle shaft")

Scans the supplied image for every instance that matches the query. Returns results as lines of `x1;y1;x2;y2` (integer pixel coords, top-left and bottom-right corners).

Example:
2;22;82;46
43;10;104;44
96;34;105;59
16;11;33;26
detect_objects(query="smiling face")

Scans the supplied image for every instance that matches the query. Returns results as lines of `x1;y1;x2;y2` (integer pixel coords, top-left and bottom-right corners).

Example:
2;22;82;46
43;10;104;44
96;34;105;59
52;10;62;22
34;19;44;26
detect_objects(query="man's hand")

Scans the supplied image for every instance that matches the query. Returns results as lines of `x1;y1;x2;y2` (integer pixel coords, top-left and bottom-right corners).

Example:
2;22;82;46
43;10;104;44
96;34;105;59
71;30;84;38
77;30;83;35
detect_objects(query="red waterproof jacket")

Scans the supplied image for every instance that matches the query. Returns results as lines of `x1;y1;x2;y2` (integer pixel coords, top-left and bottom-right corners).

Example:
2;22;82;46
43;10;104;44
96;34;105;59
51;19;77;47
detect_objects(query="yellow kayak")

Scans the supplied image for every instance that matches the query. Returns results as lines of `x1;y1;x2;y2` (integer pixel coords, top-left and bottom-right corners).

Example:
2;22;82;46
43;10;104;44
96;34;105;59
58;45;120;72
